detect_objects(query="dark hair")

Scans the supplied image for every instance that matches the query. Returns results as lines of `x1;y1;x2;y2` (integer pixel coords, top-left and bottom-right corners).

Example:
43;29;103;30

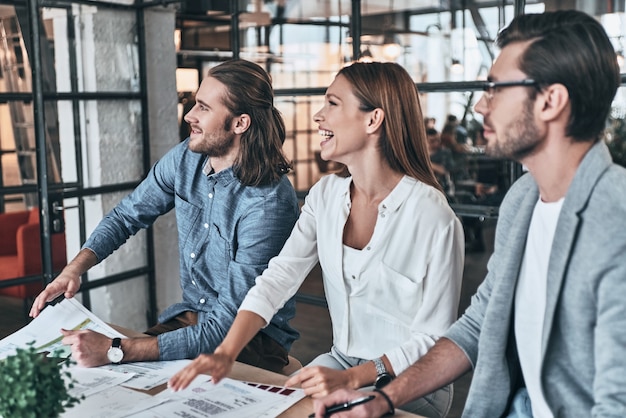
337;62;442;192
426;128;439;136
497;10;620;142
208;59;291;186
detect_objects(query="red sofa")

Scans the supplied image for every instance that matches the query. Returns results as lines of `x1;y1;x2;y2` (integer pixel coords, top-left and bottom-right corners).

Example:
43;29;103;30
0;208;67;299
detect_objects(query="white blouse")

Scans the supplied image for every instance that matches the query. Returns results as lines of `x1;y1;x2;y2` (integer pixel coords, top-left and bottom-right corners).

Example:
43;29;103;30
240;174;464;374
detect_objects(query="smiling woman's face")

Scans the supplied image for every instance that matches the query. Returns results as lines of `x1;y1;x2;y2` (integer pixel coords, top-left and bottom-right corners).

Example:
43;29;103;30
312;74;374;165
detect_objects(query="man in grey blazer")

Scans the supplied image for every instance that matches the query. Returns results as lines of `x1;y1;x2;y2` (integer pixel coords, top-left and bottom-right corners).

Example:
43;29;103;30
313;10;625;418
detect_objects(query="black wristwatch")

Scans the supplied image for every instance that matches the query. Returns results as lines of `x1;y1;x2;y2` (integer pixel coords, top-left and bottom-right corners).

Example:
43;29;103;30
373;357;394;389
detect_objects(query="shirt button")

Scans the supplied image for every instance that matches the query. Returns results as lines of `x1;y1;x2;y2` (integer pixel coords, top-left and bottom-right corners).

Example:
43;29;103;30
366;246;371;251
190;252;196;258
380;213;386;218
382;204;387;209
351;275;355;279
208;193;214;198
204;223;209;229
199;298;205;304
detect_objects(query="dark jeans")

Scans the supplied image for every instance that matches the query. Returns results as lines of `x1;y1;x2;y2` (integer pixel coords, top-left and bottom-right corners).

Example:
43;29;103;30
144;311;288;373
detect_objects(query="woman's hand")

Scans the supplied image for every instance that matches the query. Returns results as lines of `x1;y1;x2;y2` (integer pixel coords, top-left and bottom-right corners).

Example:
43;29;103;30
168;311;268;392
285;366;357;398
168;351;235;391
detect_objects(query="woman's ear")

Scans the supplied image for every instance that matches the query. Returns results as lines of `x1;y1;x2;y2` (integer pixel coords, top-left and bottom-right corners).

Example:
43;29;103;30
233;114;251;134
365;108;385;134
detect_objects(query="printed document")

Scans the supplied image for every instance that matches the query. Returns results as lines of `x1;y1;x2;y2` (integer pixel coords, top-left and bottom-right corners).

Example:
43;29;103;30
2;298;306;417
130;376;305;417
0;297;124;360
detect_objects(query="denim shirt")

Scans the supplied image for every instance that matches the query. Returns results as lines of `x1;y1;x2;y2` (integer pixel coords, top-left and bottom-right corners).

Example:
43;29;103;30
84;139;300;360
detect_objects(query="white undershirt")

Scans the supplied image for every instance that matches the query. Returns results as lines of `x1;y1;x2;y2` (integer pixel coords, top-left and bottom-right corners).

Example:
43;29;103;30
342;244;365;291
515;197;563;418
342;244;369;349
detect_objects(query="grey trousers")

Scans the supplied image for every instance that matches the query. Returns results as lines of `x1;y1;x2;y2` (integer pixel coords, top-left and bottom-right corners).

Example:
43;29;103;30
301;346;453;418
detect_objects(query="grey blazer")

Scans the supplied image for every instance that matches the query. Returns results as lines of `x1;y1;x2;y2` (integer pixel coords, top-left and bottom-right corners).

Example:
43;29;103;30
446;141;626;417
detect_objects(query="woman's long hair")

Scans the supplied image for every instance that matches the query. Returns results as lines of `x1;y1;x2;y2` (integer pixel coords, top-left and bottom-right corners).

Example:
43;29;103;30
337;62;442;192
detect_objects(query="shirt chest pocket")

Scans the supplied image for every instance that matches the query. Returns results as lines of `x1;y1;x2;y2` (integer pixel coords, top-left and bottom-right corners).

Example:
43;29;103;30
205;222;233;262
175;193;233;262
175;193;201;247
366;262;425;326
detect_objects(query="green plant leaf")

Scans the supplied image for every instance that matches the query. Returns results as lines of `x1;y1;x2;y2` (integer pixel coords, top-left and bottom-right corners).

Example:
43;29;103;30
0;342;83;417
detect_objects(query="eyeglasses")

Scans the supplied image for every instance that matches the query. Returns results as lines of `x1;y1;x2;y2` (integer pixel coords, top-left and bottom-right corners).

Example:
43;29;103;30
481;79;538;104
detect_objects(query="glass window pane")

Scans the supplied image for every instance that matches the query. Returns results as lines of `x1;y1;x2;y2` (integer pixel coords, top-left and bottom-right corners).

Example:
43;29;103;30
83;99;144;186
608;86;626;168
44;6;140;94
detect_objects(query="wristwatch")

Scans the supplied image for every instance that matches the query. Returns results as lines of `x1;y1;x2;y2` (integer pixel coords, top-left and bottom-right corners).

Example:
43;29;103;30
373;357;394;389
107;337;124;364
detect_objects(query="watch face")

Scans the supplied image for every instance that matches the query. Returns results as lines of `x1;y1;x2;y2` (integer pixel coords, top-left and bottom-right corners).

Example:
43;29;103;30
375;373;393;389
107;347;123;364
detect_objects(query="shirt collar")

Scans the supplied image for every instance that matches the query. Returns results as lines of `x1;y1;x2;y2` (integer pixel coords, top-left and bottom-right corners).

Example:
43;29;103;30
203;158;238;185
202;158;213;176
381;176;415;212
340;174;416;213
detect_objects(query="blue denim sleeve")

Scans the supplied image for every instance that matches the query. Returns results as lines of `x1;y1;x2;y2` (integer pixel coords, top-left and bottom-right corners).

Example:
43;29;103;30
157;182;299;360
83;143;182;261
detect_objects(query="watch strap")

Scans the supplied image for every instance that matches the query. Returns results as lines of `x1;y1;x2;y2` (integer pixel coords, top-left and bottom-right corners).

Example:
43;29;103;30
111;337;122;348
373;357;387;375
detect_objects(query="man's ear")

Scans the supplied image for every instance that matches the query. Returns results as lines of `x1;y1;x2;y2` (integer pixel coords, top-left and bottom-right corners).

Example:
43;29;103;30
365;108;385;134
537;83;569;123
233;114;251;134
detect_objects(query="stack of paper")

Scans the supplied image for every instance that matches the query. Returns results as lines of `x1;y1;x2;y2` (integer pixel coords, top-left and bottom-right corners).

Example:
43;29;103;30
0;298;124;360
0;298;305;417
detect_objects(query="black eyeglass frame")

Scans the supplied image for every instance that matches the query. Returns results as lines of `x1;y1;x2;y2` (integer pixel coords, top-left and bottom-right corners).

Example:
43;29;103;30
481;79;538;102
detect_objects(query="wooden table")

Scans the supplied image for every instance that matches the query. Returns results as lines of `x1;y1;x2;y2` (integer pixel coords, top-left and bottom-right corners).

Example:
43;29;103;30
113;324;421;417
228;361;421;417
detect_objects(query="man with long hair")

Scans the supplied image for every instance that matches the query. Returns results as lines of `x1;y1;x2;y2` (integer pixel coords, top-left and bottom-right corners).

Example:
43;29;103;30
314;10;625;417
30;60;300;373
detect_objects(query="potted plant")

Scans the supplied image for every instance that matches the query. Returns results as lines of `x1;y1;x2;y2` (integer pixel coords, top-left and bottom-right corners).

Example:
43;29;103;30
0;343;82;418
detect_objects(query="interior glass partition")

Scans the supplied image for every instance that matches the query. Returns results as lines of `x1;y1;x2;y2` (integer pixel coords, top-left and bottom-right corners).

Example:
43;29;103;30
2;0;624;330
175;0;552;198
172;0;626;310
0;0;157;328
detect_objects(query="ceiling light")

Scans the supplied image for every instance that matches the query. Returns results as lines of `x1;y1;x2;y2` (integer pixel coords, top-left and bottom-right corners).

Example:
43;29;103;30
382;33;402;61
359;47;374;63
450;58;464;75
617;50;625;69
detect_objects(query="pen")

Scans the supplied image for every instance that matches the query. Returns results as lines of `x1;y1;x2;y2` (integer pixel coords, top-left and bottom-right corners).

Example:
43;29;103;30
308;395;376;418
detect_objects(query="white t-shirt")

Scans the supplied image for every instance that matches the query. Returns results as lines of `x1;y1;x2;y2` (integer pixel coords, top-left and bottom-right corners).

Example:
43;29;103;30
342;244;367;295
515;197;564;418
